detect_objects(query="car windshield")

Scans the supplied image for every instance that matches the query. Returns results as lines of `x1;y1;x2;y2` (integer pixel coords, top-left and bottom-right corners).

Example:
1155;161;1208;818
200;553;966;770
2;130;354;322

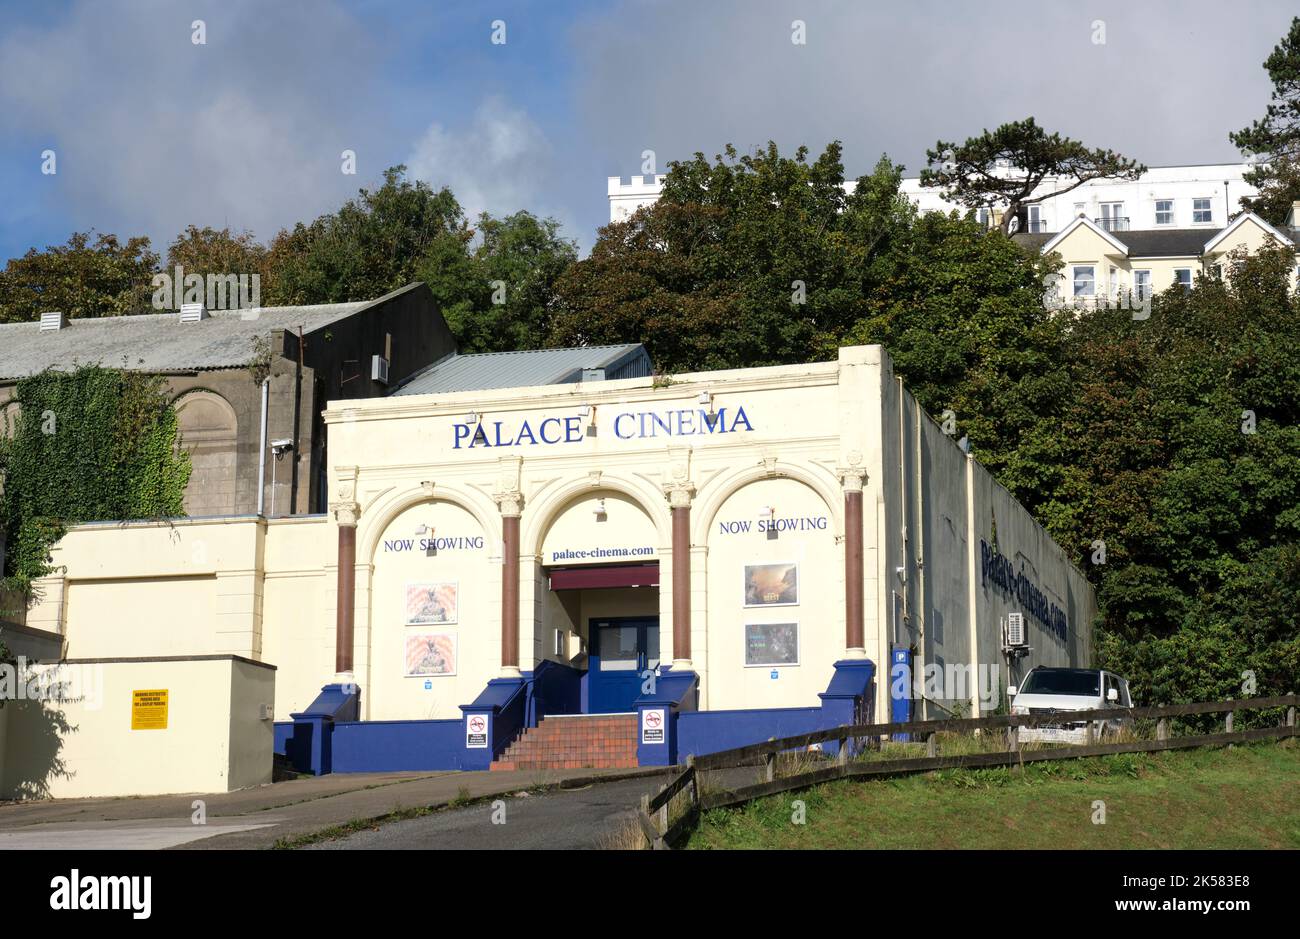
1019;668;1101;696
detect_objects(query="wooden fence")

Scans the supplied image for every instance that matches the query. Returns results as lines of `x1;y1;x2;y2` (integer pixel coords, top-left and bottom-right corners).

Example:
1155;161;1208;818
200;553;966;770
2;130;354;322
635;693;1299;850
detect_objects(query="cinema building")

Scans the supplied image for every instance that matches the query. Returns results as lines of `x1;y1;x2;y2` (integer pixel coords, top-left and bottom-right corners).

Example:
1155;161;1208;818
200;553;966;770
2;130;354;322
1;344;1095;796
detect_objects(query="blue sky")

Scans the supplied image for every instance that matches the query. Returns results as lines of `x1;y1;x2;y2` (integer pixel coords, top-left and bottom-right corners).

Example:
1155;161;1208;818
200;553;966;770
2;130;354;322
0;0;1295;263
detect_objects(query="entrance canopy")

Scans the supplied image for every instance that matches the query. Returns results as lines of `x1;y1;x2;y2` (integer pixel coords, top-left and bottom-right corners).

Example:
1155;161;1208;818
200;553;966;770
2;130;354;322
548;562;659;591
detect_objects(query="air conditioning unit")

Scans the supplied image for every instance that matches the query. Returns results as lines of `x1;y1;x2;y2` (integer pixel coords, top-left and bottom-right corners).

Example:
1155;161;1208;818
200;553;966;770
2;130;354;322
179;302;209;323
1006;612;1027;647
371;355;390;384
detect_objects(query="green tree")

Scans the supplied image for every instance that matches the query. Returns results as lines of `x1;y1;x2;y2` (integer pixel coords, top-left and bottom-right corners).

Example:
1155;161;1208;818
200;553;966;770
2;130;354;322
1232;17;1300;224
419;211;578;353
0;232;158;323
263;166;468;305
552;143;911;372
165;225;269;288
1041;246;1300;703
920;118;1145;234
0;367;191;594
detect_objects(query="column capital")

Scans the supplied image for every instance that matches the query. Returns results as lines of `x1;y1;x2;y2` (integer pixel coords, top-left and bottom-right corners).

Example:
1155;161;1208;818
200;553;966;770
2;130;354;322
837;464;868;492
664;483;695;509
493;490;523;518
330;501;360;527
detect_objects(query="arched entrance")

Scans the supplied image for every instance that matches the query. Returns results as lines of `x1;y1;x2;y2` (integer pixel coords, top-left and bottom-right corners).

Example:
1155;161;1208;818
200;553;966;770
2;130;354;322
534;487;664;713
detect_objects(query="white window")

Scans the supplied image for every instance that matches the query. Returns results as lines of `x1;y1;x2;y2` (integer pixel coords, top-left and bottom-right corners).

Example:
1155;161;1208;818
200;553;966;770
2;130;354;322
1134;269;1152;299
1073;266;1096;297
1174;268;1193;291
1027;204;1046;233
1099;202;1126;231
1109;265;1121;299
1193;198;1213;224
1155;200;1173;225
976;207;991;228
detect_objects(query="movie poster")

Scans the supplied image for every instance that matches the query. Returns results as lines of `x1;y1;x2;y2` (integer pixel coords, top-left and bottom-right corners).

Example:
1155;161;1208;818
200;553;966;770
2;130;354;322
405;632;457;677
743;562;798;607
745;622;800;667
405;582;458;625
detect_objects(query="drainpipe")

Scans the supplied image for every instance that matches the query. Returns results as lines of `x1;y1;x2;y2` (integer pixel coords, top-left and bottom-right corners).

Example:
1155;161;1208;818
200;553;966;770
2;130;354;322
256;378;269;516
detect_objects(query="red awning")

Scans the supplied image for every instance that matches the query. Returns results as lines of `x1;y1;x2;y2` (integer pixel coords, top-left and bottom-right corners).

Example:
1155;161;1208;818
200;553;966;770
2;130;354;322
548;563;660;591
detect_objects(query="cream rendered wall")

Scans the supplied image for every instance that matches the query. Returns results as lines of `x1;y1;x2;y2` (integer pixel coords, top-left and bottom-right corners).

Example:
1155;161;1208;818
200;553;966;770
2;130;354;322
701;476;839;710
259;516;330;717
2;656;274;799
43;518;267;661
330;359;844;718
365;499;495;720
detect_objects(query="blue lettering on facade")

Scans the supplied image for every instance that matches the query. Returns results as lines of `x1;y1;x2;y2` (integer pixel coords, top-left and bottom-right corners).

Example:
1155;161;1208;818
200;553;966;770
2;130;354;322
979;539;1069;640
383;535;486;553
452;404;758;449
717;516;827;535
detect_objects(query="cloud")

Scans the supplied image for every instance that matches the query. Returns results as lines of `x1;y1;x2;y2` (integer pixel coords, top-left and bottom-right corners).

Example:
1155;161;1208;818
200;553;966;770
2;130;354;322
571;0;1292;180
405;96;573;234
0;0;389;250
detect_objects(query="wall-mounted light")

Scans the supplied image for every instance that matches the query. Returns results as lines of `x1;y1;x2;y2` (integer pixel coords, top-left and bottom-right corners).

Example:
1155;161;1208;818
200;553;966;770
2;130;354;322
697;390;712;406
758;506;775;519
593;498;607;518
581;404;598;436
760;505;778;539
415;523;435;536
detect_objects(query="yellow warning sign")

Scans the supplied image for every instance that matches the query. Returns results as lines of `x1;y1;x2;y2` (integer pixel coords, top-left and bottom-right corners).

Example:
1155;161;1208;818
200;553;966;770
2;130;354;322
131;689;169;730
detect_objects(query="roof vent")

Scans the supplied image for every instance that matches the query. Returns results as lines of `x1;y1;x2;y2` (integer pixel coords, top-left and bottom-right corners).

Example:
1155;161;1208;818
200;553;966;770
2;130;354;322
39;311;68;331
179;302;209;323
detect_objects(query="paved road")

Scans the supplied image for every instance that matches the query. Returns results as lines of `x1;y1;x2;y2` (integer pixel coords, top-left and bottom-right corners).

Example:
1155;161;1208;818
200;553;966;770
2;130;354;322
0;766;675;850
305;774;674;850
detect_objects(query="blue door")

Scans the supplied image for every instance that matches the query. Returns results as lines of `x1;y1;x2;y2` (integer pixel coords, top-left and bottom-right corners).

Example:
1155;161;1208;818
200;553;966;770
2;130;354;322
588;617;659;713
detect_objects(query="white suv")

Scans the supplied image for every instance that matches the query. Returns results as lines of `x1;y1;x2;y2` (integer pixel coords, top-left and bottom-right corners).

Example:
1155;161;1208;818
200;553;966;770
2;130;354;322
1009;667;1133;745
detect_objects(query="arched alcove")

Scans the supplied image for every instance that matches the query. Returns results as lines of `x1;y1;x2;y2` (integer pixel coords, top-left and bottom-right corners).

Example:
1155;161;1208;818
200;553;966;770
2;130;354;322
173;390;238;516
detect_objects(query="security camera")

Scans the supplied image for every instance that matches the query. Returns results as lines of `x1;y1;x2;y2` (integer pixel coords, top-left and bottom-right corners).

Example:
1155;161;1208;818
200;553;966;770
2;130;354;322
271;439;293;450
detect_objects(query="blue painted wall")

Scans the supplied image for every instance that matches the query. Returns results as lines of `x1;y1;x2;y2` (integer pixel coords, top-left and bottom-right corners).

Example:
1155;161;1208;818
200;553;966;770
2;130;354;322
677;706;826;757
331;719;464;773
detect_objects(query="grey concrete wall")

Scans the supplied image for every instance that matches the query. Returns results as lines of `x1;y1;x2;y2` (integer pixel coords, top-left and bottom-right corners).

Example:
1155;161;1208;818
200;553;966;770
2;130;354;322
870;347;1096;720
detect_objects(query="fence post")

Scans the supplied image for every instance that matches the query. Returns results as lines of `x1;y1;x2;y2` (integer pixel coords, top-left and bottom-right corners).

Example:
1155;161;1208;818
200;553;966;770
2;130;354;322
1156;718;1168;742
640;793;665;851
926;732;937;758
1085;721;1095;746
764;738;776;782
1008;724;1019;753
1287;707;1297;747
658;796;668;832
687;754;698;809
837;732;848;767
1225;710;1234;733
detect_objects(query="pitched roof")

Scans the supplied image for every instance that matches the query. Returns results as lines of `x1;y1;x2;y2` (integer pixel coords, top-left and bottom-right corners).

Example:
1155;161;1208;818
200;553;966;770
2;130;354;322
390;344;652;396
0;285;420;381
1015;220;1300;260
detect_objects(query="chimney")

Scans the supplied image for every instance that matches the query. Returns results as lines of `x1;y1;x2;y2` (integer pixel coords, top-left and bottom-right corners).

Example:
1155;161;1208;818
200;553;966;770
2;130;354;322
179;302;209;323
39;311;68;331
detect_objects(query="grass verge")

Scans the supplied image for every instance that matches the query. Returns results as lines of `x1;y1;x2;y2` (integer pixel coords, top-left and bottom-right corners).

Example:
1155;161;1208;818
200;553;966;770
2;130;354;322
684;742;1300;849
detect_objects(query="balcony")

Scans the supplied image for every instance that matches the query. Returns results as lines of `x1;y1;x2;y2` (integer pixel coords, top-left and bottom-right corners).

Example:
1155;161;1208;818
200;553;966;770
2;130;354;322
1027;219;1052;234
1097;216;1130;232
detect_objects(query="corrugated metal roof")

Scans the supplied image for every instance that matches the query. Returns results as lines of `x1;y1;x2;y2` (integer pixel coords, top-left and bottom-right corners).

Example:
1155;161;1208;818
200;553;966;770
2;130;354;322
391;344;651;396
0;301;373;380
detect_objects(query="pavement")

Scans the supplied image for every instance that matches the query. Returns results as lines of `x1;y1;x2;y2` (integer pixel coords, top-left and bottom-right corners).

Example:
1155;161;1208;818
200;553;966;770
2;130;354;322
307;773;677;850
0;765;680;850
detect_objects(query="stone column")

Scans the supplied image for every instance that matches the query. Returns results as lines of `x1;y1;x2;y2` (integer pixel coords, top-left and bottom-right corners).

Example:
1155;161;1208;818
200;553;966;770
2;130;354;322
494;456;524;678
664;447;696;670
839;465;868;659
331;500;359;678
